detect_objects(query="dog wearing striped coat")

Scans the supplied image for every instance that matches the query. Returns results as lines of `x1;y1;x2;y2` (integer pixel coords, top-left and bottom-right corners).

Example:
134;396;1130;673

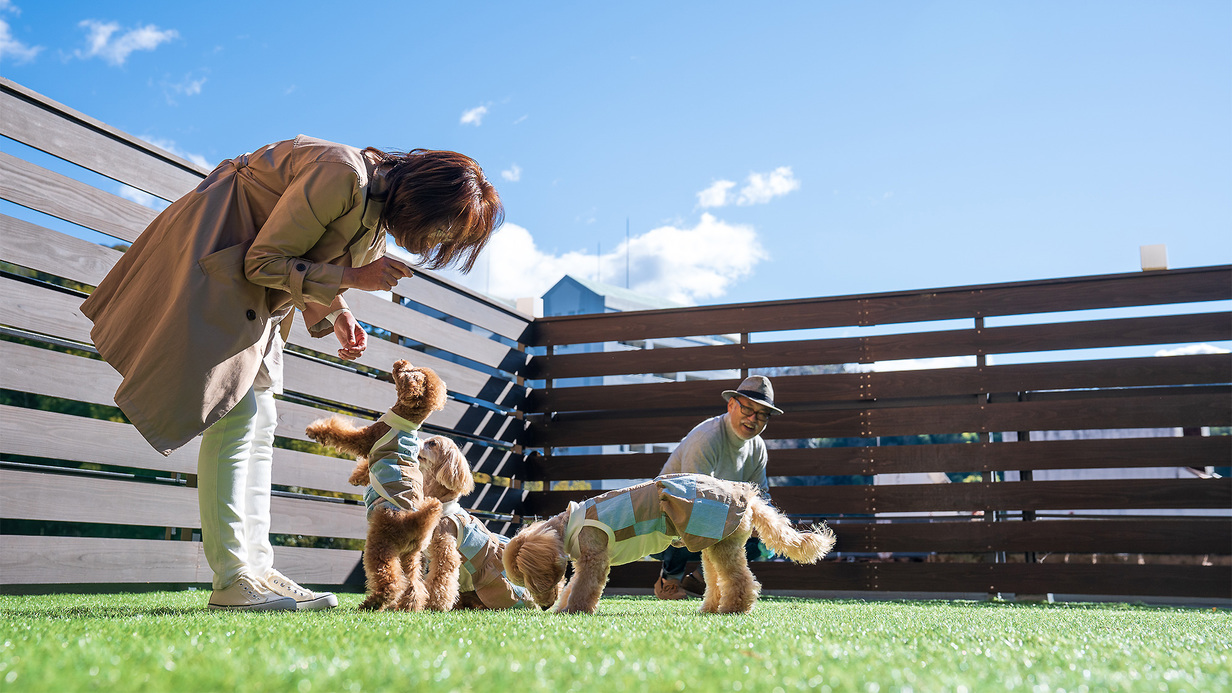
503;473;836;614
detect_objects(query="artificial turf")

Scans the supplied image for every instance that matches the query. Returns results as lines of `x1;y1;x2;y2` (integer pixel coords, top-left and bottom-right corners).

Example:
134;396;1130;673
1;591;1226;692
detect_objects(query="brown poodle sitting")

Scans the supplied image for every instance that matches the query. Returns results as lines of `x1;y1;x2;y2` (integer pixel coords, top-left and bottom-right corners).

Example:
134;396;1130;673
305;359;447;611
415;436;533;611
503;473;836;614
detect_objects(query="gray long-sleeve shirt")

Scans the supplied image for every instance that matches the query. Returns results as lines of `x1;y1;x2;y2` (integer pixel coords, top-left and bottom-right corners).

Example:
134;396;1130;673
659;414;769;493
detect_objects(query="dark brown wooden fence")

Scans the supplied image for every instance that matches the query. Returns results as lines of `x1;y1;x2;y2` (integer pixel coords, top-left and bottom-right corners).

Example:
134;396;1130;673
2;76;1228;601
522;267;1231;600
0;78;532;588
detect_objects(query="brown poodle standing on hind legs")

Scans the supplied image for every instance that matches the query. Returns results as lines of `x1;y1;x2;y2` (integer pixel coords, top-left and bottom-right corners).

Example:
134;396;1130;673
305;360;447;611
503;473;836;614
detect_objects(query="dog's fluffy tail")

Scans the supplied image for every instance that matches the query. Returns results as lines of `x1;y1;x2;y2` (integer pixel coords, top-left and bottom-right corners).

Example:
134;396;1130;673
748;495;836;564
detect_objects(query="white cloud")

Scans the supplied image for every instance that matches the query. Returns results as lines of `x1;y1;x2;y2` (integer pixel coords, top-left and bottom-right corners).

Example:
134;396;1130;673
76;20;178;66
460;105;488;126
140;135;211;169
697;180;736;208
170;74;205;96
501;164;522;182
737;166;800;205
1154;343;1230;357
432;214;767;305
116;184;170;211
696;167;800;208
0;12;42;64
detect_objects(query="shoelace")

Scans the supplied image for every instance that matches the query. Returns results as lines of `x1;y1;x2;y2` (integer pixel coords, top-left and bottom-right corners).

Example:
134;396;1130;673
269;575;309;597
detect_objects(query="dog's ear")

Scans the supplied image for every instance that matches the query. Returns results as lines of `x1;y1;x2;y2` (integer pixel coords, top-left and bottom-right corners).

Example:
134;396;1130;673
431;438;474;495
504;524;565;610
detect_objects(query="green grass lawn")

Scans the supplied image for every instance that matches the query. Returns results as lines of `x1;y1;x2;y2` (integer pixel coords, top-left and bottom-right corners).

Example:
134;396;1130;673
1;591;1226;692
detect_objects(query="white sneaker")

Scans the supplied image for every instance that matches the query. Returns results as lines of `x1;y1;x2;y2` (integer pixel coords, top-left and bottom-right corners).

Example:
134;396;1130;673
208;573;297;611
265;570;338;610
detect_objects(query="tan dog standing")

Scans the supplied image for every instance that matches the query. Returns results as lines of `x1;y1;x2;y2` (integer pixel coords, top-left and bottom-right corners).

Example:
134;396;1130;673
305;360;447;611
503;473;836;614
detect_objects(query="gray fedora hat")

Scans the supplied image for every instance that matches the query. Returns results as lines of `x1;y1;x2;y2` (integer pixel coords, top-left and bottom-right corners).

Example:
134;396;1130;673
721;375;783;415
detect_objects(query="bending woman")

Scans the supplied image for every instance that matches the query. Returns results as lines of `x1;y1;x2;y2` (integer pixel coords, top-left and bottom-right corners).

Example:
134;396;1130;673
81;135;501;611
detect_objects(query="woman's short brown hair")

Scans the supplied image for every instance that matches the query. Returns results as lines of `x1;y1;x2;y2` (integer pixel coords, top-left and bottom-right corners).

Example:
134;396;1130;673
365;147;503;273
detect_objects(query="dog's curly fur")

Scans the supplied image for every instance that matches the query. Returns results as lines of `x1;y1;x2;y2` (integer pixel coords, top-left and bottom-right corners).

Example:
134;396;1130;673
416;435;529;611
503;478;836;614
417;435;476;611
305;359;448;611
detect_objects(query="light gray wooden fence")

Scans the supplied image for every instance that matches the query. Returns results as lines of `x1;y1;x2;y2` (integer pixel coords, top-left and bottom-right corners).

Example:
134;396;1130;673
0;77;532;588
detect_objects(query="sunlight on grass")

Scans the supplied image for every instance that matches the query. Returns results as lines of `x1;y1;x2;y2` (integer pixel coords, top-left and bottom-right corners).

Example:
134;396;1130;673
1;592;1227;692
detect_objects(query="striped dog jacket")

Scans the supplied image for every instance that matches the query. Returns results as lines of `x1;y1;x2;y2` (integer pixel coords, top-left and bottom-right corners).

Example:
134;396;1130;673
441;501;532;609
363;410;426;519
561;473;752;566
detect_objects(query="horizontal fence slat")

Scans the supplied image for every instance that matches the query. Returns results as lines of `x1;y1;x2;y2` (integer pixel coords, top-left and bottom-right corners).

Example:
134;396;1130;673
0;214;122;286
0;535;205;584
526;436;1232;481
530;390;1231;447
284;314;525;407
522;477;1232;517
600;560;1231;598
0;151;156;244
834;518;1230;555
0;275;92;342
529;266;1232;346
1;77;207;199
772;478;1232;515
0;536;360;586
395;274;531;343
0;468;367;539
526;353;1232;414
346;289;524;371
528;312;1231;381
0;287;525;446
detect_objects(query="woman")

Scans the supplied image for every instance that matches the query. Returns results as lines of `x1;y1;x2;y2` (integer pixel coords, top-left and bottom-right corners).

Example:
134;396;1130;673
81;135;502;611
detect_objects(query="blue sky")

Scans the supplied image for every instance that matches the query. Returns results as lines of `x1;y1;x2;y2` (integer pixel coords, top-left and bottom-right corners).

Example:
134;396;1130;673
2;1;1229;309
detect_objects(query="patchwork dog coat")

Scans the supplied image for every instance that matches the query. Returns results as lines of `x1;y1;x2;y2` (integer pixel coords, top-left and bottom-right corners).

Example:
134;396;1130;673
440;501;532;609
363;410;426;519
561;473;752;566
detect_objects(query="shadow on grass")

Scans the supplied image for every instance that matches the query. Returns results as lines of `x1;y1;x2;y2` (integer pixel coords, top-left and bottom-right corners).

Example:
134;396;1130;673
1;605;205;619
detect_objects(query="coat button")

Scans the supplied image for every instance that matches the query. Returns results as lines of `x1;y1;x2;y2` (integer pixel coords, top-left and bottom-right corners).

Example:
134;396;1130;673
246;309;256;320
296;263;307;272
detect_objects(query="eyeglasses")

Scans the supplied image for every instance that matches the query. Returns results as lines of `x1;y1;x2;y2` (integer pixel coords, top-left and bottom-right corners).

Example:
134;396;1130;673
735;399;773;423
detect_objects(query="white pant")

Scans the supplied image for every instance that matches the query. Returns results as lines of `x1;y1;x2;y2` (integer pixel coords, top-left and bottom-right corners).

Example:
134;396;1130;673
198;386;277;590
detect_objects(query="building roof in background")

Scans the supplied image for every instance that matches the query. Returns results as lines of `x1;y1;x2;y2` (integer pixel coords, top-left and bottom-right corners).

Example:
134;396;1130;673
545;275;684;313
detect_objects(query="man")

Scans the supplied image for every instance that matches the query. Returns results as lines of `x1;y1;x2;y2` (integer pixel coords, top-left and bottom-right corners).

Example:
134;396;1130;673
653;375;782;600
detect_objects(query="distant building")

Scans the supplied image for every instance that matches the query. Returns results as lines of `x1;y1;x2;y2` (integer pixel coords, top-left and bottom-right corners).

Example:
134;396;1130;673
540;275;740;477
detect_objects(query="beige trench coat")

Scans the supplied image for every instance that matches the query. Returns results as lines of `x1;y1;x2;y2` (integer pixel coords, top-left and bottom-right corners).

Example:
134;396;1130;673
81;135;388;455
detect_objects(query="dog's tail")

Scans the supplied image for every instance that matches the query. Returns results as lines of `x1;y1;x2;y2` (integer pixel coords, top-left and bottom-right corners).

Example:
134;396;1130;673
748;495;836;564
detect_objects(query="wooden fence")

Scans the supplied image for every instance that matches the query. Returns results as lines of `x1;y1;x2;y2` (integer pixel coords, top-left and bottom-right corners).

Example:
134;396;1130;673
1;76;1229;601
522;267;1232;600
0;78;531;588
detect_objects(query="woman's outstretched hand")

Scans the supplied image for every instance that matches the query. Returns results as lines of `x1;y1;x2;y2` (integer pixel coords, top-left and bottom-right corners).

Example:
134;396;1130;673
333;310;368;360
342;256;414;291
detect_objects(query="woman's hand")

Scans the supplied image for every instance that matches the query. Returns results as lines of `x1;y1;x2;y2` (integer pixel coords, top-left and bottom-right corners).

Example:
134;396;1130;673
341;257;414;291
333;310;368;360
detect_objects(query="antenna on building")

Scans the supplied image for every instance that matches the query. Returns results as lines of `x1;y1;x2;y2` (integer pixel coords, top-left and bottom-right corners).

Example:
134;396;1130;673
596;241;601;283
626;217;630;289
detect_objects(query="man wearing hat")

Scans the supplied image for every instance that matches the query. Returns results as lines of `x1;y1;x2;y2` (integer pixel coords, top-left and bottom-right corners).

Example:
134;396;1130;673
652;375;783;600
